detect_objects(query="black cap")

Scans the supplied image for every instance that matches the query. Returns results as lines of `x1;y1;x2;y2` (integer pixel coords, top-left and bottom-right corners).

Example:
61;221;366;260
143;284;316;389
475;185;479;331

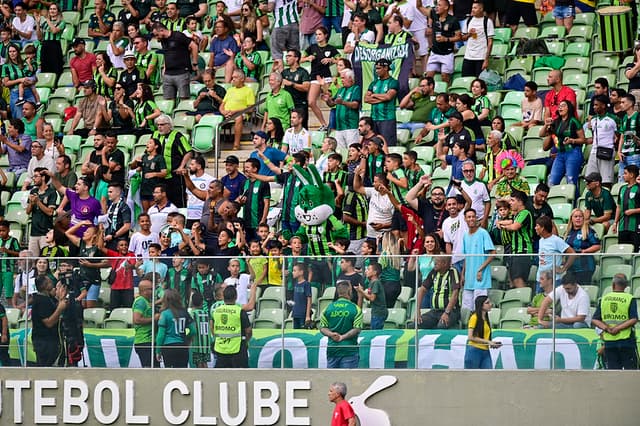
447;111;463;121
584;172;602;183
375;58;391;67
224;155;239;165
71;38;85;47
80;79;96;89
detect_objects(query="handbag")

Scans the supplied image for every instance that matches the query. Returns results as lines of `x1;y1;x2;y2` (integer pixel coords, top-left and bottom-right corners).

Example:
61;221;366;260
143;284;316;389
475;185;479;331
596;146;614;160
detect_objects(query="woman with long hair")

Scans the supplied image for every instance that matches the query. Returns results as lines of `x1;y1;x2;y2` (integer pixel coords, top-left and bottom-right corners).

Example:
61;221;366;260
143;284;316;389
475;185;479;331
93;52;117;100
406;233;442;309
130;137;167;213
379;232;403;308
464;295;501;369
64;221;109;308
470;78;491;126
265;117;285;150
302;26;340;131
132;83;161;135
239;2;266;49
564;208;600;286
2;44;35;118
94;82;136;132
491;115;517;150
41;122;65;161
456;93;485;151
36;3;65;75
540;100;585;186
155;289;196;368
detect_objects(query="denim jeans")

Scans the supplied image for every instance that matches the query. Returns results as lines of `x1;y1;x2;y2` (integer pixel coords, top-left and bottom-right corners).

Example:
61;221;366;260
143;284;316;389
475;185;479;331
464;345;492;369
370;313;388;330
10;88;35;119
327;354;360;368
397;122;425;133
322;16;342;34
548;148;582;185
618;154;640;182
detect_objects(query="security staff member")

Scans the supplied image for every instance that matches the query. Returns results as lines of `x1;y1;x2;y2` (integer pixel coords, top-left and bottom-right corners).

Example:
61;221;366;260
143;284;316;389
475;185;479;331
592;274;639;370
211;286;252;368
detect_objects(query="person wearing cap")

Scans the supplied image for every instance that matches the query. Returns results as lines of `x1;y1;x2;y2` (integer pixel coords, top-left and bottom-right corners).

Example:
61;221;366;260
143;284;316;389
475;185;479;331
67;79;107;138
584;171;615;234
365;58;399;147
436;110;473;161
426;0;460;84
249;130;287;176
118;49;146;98
220;69;256;150
263;71;295;130
88;0;116;44
613;164;640;251
221;154;247;201
592;273;639;370
70;38;97;89
22;140;55;190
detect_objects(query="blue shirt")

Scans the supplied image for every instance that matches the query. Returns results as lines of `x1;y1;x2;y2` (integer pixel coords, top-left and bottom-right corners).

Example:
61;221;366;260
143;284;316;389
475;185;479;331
250;148;286;176
462;228;495;290
537;234;570;281
210;36;239;67
292;280;312;319
445;155;465;181
221;172;247;201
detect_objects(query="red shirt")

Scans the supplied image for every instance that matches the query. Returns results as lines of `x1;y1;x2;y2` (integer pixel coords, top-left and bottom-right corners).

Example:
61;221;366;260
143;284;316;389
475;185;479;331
332;400;356;426
105;249;136;290
70;52;97;85
544;85;577;120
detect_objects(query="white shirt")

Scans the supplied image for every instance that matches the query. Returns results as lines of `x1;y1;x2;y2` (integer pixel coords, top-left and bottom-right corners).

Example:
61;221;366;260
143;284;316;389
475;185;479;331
187;172;214;220
345;30;375;62
364;187;394;239
459;179;490;220
148;202;179;235
548;285;591;324
224;0;243;14
12;15;37;42
442;212;469;264
590;114;618;151
385;1;421;31
463;16;495;61
129;231;159;259
283;127;311;154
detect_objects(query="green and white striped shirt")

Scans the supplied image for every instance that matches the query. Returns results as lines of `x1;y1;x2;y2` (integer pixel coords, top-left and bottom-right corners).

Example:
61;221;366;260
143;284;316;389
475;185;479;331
273;0;299;27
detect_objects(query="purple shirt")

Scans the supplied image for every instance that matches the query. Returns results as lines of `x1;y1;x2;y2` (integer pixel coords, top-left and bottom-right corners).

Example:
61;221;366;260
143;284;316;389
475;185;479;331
66;188;102;236
3;133;32;170
210;35;238;67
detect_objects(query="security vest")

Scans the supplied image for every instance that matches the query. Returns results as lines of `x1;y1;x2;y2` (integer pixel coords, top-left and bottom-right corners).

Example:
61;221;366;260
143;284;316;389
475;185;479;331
601;292;633;341
213;304;243;354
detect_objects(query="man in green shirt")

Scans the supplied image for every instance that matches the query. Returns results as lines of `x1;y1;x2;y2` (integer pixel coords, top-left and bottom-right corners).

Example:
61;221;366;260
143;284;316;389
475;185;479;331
364;58;399;146
613;164;640;251
320;281;363;368
324;68;361;150
262;71;295;129
584;172;616;234
357;262;387;330
398;76;437;134
132;278;159;368
617;94;640;182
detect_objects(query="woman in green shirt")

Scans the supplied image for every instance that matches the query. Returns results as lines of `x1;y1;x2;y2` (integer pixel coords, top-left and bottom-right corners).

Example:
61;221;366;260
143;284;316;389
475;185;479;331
130;137;167;212
93;52;117;100
37;3;65;75
132;83;161;136
156;289;196;368
470;78;491;126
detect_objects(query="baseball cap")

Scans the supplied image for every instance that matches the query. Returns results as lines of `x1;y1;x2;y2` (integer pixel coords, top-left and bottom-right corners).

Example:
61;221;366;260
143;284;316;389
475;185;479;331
584;172;602;183
375;58;391;67
253;130;268;140
123;50;136;59
224;155;239;165
80;79;96;89
447;111;463;121
71;38;85;47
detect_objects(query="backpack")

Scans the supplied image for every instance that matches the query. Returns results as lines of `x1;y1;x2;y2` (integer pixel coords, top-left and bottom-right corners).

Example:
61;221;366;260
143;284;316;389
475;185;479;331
515;39;549;56
466;15;489;43
503;73;527;91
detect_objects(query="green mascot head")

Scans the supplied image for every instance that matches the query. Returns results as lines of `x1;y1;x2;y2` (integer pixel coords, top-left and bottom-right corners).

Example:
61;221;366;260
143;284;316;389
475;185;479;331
292;164;335;226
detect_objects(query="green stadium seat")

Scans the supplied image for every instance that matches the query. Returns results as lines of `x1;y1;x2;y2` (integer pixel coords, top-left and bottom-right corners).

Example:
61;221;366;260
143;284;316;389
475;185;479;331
254;308;284;329
155;99;175;115
567;25;593;42
434;80;448;94
563;72;589;90
499;287;532;311
383;308;407;329
486;91;502;108
35;72;57;89
551;203;572;223
522;165;547;183
62;135;82;152
488;289;504;305
564;42;591;58
397;129;411;146
493;27;512;44
174;99;194;114
548;184;576;204
514;27;538;39
62;11;80;26
491;265;508;288
449;76;475;93
61;24;75;42
173;114;195;132
198;114;223;127
490;43;509;57
544;41;564;57
117;134;136;152
50;86;77;102
191;124;214;153
574;12;596;26
432;165;452;180
592;54;619;71
562;57;590;73
103;308;133;328
36;87;50;104
506;56;534;73
396;109;413;123
581;285;600;306
500;307;530;329
45;100;70;117
83;308;107;328
413;146;435;164
5;307;20;328
5;206;29;226
500;105;521;122
488;308;501;328
310;130;325;148
57;71;74;88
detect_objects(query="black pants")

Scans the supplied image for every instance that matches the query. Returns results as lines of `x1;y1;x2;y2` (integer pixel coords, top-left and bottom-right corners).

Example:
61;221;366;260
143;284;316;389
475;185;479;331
215;347;248;368
135;342;153;368
110;289;134;310
604;344;639;370
166;175;187;208
419;308;461;330
161;343;190;368
34;338;62;367
383;280;401;308
618;231;640;252
461;59;484;78
0;338;10;366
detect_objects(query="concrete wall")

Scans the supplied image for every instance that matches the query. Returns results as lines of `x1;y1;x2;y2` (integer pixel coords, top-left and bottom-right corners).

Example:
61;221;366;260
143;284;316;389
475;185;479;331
0;369;638;425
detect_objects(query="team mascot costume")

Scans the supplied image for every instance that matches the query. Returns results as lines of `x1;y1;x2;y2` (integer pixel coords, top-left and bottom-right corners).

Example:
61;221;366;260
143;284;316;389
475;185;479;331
283;164;348;286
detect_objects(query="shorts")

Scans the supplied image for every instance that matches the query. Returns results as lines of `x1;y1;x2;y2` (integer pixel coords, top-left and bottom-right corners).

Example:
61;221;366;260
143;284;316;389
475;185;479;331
504;2;538;27
585;154;615;185
24;75;37;85
507;255;532;281
391;210;407;231
163;72;191;100
271;24;300;60
462;288;488;311
426;53;454;75
552;5;575;19
86;283;101;301
334;129;359;150
412;28;429;56
375;119;397;147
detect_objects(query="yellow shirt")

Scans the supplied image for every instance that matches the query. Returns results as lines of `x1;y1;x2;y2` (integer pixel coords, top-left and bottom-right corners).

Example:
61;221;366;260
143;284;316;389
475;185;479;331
468;313;491;350
223;85;256;112
267;256;283;286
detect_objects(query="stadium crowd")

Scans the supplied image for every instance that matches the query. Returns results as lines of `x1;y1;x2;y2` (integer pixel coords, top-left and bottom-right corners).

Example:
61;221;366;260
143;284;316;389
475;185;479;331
0;0;637;369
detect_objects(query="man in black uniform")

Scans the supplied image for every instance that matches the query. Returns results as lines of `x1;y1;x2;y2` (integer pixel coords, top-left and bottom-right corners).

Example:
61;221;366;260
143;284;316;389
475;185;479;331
32;276;68;366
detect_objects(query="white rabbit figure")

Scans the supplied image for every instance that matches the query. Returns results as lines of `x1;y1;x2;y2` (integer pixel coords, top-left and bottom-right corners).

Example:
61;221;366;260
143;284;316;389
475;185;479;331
347;375;398;426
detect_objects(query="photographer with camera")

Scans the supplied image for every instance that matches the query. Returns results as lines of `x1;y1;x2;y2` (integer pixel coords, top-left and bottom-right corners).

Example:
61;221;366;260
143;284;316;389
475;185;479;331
25;167;58;255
